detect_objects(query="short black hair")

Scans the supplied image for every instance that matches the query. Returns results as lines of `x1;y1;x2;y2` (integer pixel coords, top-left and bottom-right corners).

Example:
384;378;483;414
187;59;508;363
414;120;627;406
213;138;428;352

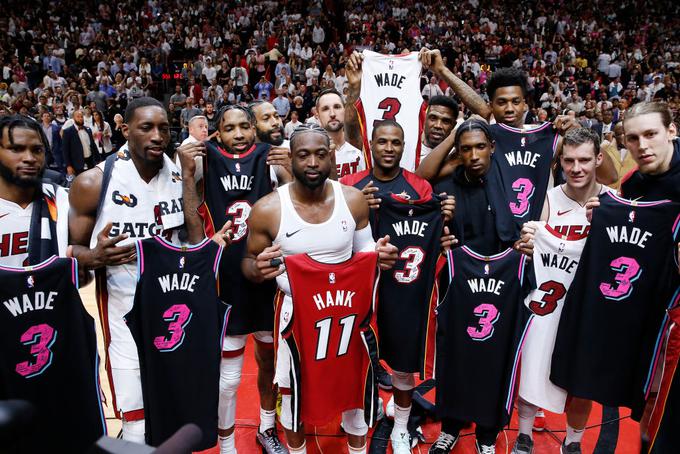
315;88;343;107
486;67;529;100
123;97;165;123
290;123;330;150
0;115;50;152
371;119;404;141
218;104;254;125
428;96;459;114
454;119;494;150
247;99;268;112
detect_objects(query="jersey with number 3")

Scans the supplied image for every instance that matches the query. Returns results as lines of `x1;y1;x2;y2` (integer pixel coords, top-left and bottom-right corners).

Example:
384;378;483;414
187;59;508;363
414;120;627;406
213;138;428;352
490;122;559;231
283;252;380;428
126;236;230;449
201;141;276;335
519;222;587;413
0;256;106;453
436;247;535;428
551;192;680;419
356;50;427;172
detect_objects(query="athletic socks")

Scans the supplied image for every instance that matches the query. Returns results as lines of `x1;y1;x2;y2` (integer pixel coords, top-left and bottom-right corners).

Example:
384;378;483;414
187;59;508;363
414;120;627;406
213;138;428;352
259;407;276;432
121;420;145;443
565;424;585;444
348;442;367;454
391;403;411;435
218;433;236;454
288;441;307;453
516;399;539;438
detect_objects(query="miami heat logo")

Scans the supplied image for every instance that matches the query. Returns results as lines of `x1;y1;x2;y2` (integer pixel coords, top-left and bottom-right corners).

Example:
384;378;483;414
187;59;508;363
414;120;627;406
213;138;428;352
397;191;411;200
408;208;414;217
179;256;185;269
329;272;336;284
520;137;527;147
484;264;490;275
629;210;636;223
112;190;138;207
171;171;182;183
27;275;35;288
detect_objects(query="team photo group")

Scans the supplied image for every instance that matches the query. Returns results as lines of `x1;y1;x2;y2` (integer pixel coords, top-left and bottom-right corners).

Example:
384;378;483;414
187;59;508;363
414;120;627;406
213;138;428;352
0;1;679;453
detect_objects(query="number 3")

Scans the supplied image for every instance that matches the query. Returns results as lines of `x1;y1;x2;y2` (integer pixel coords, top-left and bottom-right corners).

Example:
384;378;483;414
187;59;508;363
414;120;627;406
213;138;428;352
529;280;567;316
599;256;642;301
154;304;193;352
226;201;252;242
467;303;500;341
509;178;535;217
16;324;57;378
393;247;425;284
372;97;402;128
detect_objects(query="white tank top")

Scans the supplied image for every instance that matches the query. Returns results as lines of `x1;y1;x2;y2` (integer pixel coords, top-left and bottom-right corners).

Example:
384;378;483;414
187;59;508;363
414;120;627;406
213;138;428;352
274;180;355;297
357;50;427;172
545;184;612;236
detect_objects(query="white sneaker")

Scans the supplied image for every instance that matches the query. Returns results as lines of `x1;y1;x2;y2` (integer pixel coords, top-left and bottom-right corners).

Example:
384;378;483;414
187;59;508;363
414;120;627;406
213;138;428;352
386;395;395;418
476;440;496;454
390;430;412;454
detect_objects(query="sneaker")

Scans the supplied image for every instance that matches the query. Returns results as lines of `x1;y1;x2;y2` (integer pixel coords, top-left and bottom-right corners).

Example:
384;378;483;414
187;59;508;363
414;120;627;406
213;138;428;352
390;430;412;454
476;440;496;454
376;362;393;390
561;440;582;454
376;396;385;421
533;409;546;431
386;395;395;418
256;427;289;454
428;432;458;453
511;434;534;454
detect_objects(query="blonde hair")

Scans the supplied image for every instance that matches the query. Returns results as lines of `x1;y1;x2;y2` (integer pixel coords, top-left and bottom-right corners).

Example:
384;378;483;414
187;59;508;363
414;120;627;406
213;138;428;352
624;101;673;128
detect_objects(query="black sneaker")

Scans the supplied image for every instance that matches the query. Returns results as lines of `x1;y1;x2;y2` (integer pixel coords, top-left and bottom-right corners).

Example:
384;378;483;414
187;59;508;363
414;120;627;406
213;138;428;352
428;432;458;453
561;440;582;454
256;427;289;454
376;362;393;390
511;434;534;454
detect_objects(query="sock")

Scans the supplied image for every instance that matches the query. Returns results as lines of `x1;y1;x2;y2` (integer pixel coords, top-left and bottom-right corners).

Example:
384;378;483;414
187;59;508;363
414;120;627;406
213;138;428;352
218;433;236;454
259;407;276;432
517;399;538;439
288;441;307;453
565;425;585;444
348;442;367;454
121;420;145;443
391;404;411;436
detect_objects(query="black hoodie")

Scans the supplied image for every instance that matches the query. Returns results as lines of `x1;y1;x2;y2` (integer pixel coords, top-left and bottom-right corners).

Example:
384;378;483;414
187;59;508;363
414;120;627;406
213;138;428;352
621;138;680;202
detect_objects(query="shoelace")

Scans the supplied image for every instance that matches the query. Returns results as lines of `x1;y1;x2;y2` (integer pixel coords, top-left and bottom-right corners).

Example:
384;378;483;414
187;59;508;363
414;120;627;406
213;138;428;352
478;445;495;454
261;429;285;451
433;433;455;448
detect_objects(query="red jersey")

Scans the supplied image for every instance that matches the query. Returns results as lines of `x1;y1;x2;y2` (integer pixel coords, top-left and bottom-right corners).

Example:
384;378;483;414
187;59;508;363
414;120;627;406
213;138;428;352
283;252;380;428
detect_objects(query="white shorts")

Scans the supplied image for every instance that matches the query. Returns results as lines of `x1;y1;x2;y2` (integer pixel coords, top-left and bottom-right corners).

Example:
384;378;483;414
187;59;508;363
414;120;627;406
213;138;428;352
223;330;274;353
110;368;144;420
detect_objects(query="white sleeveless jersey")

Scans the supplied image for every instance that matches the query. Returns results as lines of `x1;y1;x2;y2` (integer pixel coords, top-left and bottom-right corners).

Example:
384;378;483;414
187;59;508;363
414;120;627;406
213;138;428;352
545;184;612;237
91;154;183;369
335;141;366;179
356;50;427;172
519;221;587;412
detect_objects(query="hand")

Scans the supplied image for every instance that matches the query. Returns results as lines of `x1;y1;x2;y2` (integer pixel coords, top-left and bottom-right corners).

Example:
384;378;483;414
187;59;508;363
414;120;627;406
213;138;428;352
346;51;364;93
361;180;381;210
177;141;206;179
267;147;292;173
87;222;136;269
514;222;538;257
585;196;600;223
439;193;455;222
254;244;285;280
211;220;233;247
440;226;458;252
419;48;445;75
554;115;580;136
375;235;398;270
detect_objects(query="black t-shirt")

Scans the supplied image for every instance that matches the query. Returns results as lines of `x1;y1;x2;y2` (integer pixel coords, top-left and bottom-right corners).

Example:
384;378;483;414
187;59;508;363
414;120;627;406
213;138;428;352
621;139;680;202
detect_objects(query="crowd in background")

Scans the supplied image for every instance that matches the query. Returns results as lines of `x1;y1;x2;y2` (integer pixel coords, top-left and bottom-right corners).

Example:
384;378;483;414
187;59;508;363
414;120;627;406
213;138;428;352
1;0;679;173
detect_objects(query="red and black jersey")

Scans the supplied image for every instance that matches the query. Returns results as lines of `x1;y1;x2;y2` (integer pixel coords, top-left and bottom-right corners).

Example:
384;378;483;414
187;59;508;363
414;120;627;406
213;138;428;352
201;141;276;335
340;168;432;201
283;252;380;428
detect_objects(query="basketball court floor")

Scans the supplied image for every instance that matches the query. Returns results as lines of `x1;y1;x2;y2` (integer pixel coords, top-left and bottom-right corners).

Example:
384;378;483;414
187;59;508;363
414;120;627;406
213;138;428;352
80;285;642;453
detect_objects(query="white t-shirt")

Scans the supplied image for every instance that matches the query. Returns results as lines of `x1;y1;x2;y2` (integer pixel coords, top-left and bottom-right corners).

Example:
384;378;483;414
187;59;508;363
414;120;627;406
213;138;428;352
335;141;366;178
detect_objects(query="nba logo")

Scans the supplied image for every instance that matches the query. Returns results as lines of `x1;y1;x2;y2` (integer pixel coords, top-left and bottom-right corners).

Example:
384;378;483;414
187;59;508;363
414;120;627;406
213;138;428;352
341;220;348;232
329;273;336;284
484;264;490;275
179;256;185;269
408;209;414;217
235;163;241;172
521;137;526;147
628;211;636;223
27;275;35;288
558;242;565;253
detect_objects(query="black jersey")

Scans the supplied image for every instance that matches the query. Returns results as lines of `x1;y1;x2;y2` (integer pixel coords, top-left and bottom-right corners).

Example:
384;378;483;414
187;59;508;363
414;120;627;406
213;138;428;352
125;237;230;449
371;193;445;376
490;122;559;230
340;168;433;202
201;141;276;334
551;192;680;419
621;138;680;202
0;256;106;453
436;247;534;428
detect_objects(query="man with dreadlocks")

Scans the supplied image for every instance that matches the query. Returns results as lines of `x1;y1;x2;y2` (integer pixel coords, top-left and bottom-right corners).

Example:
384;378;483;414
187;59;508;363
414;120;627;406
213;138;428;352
179;104;288;454
242;123;399;454
0;114;70;267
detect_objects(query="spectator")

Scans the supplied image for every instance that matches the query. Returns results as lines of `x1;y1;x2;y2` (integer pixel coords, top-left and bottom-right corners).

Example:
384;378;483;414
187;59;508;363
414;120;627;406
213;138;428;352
182;115;209;146
62;109;99;176
422;76;444;99
272;89;291;119
284;111;301;138
170;86;187;109
40;112;63;171
91;110;113;157
180;98;201;140
254;77;274;100
110;113;126;152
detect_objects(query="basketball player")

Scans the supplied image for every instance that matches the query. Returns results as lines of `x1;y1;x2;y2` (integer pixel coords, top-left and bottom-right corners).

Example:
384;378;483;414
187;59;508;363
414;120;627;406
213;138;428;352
69;98;188;442
341;120;455;454
180;105;287;454
315;88;366;178
514;128;611;454
0;115;70;267
343;49;488;172
241;124;398;454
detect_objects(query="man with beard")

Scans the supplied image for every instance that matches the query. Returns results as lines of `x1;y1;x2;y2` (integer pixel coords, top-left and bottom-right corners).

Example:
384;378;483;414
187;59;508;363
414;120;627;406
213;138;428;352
249;100;293;185
0;115;69;267
241;123;398;454
316;88;366;178
69;98;188;442
181;105;287;454
62;109;99;176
